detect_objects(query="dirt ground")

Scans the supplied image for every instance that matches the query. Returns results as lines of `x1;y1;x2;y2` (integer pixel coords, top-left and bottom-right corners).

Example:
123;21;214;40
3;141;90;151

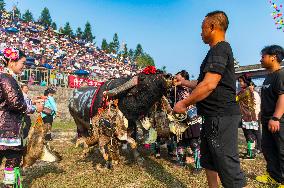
0;123;279;188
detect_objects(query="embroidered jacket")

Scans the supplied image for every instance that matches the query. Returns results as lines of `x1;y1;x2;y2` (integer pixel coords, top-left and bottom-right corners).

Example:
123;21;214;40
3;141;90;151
0;72;27;148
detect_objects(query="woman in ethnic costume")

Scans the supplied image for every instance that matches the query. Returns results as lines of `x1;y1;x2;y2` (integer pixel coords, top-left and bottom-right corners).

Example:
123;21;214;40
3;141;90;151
237;74;261;160
171;70;202;171
0;47;42;187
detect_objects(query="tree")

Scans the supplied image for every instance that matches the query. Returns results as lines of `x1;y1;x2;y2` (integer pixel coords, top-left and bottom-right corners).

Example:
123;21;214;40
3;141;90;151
128;49;135;63
76;27;83;38
101;39;108;52
40;7;52;27
122;43;128;59
134;44;143;59
58;27;64;34
0;0;5;12
136;53;155;68
51;22;57;30
83;21;94;42
63;22;73;36
112;33;120;53
11;6;20;19
108;42;114;53
22;9;33;22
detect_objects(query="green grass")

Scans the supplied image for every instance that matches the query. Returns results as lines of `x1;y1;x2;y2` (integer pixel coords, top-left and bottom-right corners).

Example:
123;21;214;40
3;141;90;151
52;121;76;131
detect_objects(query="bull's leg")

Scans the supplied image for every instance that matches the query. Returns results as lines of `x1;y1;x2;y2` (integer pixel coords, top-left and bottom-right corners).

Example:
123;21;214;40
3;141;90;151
108;139;120;166
98;136;112;169
126;121;144;166
126;136;144;166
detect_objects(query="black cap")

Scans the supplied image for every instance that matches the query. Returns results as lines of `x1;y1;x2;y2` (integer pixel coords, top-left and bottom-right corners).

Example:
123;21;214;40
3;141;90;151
44;88;56;96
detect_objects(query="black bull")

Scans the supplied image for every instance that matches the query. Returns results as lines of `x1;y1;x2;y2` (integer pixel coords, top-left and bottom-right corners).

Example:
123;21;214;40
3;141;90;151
68;73;171;165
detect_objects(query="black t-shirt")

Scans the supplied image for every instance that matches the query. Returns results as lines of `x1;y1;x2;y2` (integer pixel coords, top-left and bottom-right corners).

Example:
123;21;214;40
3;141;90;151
196;41;240;116
261;68;284;119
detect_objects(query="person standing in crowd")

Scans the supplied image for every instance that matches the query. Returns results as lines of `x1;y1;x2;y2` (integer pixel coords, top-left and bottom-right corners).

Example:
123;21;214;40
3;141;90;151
237;75;261;160
21;84;36;145
173;11;246;188
256;45;284;187
42;88;57;141
0;48;42;187
171;70;202;171
28;72;35;86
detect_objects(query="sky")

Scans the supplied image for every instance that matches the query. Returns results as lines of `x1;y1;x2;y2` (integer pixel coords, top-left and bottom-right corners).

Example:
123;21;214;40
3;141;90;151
4;0;284;77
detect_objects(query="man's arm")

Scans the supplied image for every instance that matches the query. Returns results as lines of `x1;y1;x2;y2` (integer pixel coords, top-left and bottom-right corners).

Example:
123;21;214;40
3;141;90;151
268;94;284;133
180;80;198;89
273;94;284;119
173;72;221;113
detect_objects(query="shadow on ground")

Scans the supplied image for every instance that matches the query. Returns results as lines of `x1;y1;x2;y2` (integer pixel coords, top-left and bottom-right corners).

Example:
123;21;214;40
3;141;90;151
22;162;64;187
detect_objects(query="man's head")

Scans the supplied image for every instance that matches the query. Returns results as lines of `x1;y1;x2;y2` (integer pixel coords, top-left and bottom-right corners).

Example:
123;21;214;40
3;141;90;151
175;70;189;81
21;84;29;94
44;88;56;97
260;45;284;69
201;11;229;45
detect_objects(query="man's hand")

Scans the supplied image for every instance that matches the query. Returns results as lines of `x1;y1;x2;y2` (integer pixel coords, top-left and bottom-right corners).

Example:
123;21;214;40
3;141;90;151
173;100;187;114
268;119;280;133
173;78;182;86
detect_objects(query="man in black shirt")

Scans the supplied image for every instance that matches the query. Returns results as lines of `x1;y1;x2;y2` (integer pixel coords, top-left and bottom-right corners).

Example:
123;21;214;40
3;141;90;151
256;45;284;187
174;11;246;188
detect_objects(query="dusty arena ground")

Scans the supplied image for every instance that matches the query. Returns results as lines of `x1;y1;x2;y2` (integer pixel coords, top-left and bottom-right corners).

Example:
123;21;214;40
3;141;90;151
0;122;279;188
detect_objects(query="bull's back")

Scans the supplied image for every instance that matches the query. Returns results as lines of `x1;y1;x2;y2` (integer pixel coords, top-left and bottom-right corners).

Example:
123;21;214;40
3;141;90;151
68;86;99;123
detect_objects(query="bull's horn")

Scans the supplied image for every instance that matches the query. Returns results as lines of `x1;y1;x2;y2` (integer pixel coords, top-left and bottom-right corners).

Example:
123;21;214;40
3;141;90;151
105;76;138;97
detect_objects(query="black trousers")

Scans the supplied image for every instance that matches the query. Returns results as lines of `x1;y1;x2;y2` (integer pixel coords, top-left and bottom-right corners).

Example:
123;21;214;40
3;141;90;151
261;118;284;183
23;115;32;139
0;150;23;168
200;115;246;188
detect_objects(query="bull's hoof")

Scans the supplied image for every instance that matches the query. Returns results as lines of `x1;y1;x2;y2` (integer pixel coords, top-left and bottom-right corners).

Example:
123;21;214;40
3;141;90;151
155;153;161;159
75;138;88;148
96;164;108;171
105;161;113;169
136;157;145;167
95;163;112;171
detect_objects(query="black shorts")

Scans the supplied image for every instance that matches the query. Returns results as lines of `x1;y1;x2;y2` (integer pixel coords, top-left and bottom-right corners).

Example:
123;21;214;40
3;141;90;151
200;115;246;188
42;115;54;125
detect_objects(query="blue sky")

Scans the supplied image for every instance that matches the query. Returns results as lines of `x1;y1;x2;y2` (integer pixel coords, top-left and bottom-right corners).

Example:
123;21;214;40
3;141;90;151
5;0;284;77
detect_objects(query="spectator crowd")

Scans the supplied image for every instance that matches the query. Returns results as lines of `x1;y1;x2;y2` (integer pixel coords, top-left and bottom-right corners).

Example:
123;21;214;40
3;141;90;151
0;10;139;86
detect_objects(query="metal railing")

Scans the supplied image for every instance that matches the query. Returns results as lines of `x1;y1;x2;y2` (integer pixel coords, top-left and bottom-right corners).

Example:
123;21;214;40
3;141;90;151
18;68;70;87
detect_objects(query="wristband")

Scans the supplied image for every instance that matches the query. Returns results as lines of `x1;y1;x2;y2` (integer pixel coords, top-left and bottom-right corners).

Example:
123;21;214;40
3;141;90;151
271;116;281;122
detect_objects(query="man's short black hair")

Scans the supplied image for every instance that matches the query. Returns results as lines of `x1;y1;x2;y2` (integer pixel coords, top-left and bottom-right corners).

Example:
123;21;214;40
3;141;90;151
44;88;56;96
206;10;229;31
261;45;284;63
21;84;28;89
176;70;189;80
